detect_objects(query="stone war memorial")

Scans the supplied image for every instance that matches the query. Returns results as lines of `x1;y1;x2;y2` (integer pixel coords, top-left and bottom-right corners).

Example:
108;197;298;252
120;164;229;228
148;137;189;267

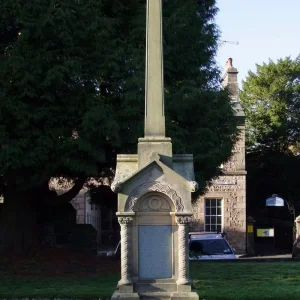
110;1;199;300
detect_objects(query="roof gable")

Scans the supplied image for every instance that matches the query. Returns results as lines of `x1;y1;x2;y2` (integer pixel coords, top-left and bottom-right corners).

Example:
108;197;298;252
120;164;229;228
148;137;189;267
111;152;197;193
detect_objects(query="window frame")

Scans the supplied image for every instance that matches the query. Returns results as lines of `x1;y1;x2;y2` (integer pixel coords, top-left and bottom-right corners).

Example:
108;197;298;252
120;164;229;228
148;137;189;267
204;198;223;232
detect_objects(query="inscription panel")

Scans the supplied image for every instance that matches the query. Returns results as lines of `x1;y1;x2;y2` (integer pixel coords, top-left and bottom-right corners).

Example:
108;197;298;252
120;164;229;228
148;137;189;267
138;225;172;279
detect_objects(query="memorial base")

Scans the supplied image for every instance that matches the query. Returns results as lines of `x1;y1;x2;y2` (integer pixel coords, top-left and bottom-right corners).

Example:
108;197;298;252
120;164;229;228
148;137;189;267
111;292;140;300
112;280;199;300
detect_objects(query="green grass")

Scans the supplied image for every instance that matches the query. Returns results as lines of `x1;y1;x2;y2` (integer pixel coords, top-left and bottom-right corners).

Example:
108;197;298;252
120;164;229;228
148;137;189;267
0;274;119;299
191;261;300;300
1;262;300;299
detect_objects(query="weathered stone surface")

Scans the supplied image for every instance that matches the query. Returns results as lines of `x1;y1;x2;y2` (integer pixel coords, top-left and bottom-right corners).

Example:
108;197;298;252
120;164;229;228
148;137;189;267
191;61;246;254
171;292;199;300
144;0;165;138
138;138;172;169
111;1;198;300
119;285;135;293
112;292;140;300
138;225;172;279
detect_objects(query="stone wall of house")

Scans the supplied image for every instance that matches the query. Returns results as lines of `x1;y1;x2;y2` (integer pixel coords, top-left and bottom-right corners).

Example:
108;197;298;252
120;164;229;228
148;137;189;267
71;191;101;243
70;191;86;224
49;179;102;244
191;59;247;253
191;130;246;252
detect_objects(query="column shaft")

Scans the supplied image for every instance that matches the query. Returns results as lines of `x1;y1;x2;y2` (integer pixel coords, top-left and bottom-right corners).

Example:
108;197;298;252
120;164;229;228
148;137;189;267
176;217;191;285
145;0;165;137
118;217;133;285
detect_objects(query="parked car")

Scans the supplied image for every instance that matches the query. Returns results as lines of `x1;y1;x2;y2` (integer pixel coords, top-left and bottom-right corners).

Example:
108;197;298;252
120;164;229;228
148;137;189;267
189;232;236;260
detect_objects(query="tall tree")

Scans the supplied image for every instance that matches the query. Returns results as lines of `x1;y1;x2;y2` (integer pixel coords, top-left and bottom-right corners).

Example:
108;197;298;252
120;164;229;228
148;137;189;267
240;57;300;213
0;0;237;253
98;0;239;190
240;56;300;153
0;0;119;253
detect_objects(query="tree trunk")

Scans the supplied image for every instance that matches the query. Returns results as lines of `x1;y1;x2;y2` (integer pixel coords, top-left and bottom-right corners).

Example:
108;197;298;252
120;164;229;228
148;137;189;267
0;189;39;255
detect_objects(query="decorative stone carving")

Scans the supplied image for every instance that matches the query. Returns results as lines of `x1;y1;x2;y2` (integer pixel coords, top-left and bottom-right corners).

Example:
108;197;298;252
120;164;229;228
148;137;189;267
176;216;191;285
176;216;192;224
225;195;243;227
125;181;184;212
213;176;239;185
139;195;171;212
292;216;300;257
111;181;122;193
207;184;244;192
188;181;199;192
227;210;243;227
118;216;134;285
150;151;160;161
118;216;134;225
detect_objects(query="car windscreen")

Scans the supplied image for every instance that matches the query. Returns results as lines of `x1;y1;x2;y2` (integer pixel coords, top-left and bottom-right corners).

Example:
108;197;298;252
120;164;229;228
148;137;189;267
189;239;233;256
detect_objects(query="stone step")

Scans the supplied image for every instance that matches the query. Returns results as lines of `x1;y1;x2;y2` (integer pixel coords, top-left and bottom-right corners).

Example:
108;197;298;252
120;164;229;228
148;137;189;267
136;283;178;293
172;292;199;300
139;279;176;284
139;292;172;300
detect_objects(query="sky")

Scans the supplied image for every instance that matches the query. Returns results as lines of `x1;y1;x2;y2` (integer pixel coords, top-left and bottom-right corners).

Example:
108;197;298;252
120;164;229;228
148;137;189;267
215;0;300;87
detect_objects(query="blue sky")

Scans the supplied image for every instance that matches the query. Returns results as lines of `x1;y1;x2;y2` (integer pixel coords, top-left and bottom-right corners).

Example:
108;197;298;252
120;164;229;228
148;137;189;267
215;0;300;88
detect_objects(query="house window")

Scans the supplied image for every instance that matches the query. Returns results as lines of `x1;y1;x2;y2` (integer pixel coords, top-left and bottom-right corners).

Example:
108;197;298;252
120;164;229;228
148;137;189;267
205;198;222;232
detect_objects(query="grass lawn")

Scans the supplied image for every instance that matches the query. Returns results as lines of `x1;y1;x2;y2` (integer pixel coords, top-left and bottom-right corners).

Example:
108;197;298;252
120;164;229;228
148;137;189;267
1;261;300;299
191;261;300;300
0;274;119;299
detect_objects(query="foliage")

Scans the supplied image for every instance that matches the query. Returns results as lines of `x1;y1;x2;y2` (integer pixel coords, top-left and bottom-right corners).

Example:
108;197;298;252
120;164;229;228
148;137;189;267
0;0;238;252
246;150;300;214
163;0;238;192
98;0;238;194
240;56;300;153
240;57;300;211
0;0;237;194
0;0;119;192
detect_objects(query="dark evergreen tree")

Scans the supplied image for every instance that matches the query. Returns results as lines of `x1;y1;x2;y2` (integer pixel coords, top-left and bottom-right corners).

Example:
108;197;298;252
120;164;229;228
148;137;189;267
240;57;300;214
0;0;118;253
0;0;237;253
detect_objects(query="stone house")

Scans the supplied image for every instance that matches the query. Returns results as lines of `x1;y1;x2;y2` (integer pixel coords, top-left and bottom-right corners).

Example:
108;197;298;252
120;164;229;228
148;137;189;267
70;187;118;247
191;58;247;253
49;179;102;245
70;189;102;243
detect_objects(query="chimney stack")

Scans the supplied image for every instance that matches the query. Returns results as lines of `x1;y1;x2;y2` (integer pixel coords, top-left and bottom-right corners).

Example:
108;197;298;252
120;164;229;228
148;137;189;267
223;58;238;100
222;58;245;120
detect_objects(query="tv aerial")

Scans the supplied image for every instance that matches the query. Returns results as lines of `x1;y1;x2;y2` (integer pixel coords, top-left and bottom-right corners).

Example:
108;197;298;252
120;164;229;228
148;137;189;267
218;40;239;47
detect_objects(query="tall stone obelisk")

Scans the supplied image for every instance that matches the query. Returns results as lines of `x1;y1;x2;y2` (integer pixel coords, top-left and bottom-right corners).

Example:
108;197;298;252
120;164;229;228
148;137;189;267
111;2;199;300
144;0;165;137
138;0;172;169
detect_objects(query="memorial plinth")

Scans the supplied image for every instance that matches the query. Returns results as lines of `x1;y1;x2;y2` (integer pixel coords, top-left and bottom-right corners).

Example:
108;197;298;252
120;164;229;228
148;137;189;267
111;154;199;300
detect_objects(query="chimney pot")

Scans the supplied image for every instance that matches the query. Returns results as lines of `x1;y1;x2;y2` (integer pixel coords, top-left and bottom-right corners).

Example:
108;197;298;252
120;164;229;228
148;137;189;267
226;58;233;69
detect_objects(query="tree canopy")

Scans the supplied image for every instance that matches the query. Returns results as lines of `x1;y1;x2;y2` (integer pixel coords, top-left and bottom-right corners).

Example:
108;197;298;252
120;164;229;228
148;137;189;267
240;56;300;214
0;0;238;252
240;56;300;154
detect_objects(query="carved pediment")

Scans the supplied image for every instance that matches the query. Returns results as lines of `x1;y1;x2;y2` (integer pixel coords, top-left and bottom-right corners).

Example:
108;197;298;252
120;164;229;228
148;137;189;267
125;181;184;212
138;195;171;212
